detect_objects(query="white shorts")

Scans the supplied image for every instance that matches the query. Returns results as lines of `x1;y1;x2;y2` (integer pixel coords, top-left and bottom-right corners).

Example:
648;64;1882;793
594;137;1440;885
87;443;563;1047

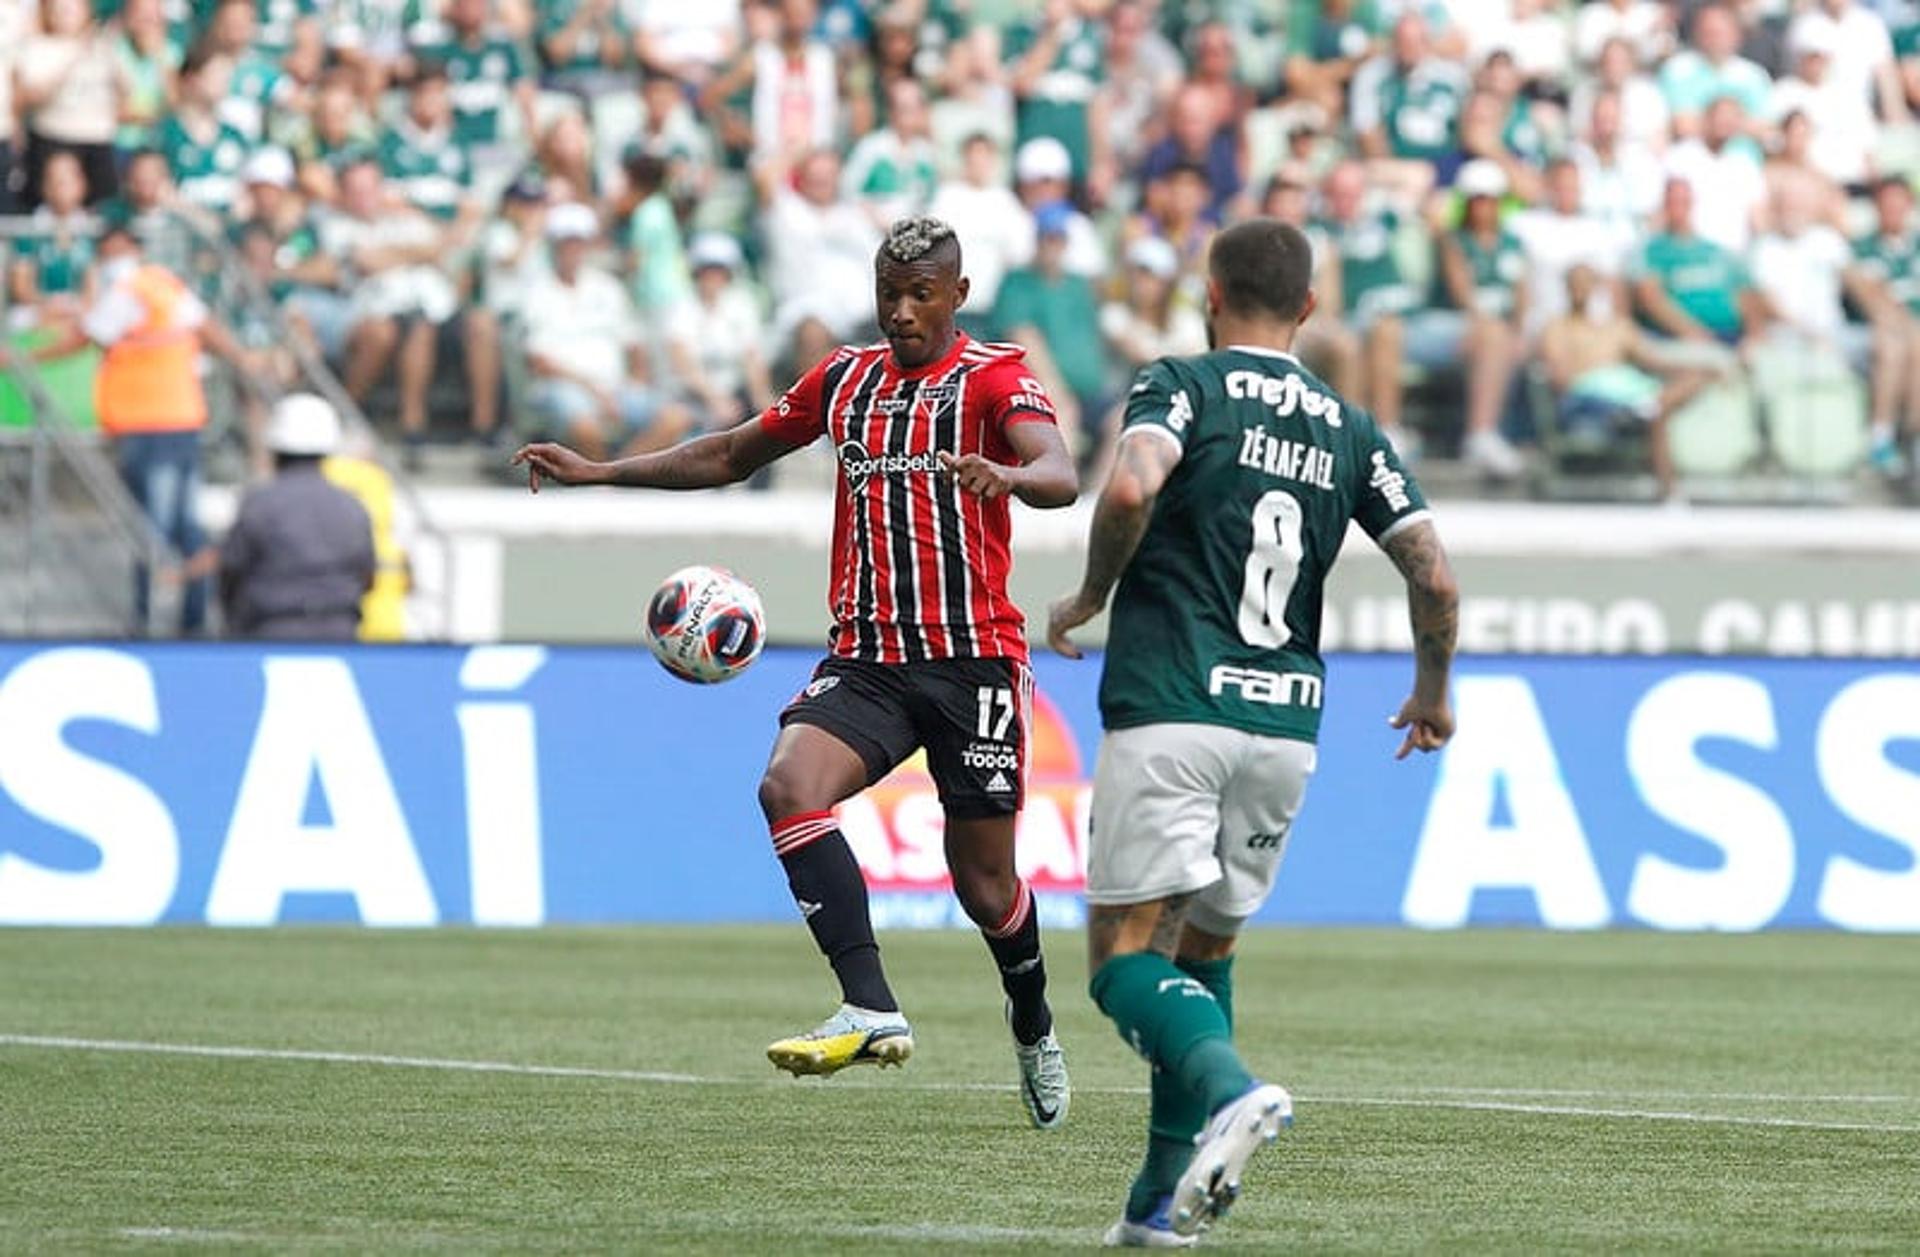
1086;723;1317;936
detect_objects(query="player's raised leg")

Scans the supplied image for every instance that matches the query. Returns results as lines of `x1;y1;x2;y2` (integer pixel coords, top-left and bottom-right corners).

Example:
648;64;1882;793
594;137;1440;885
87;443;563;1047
946;815;1069;1128
923;659;1069;1128
759;720;911;1076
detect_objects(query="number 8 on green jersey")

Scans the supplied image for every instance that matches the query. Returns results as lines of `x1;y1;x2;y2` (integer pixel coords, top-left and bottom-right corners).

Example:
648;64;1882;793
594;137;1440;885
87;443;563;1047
1099;346;1430;746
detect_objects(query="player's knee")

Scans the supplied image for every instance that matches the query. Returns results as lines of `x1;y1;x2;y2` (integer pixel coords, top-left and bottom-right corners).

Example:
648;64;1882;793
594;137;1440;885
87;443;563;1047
951;865;1017;927
757;766;829;824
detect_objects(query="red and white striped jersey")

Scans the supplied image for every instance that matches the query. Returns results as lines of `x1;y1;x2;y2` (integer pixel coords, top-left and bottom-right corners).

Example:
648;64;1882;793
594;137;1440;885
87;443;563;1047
757;333;1059;664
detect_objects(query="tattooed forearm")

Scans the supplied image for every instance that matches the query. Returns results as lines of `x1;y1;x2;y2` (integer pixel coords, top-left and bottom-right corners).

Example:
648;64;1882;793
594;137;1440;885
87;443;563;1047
1382;520;1460;701
1078;434;1180;605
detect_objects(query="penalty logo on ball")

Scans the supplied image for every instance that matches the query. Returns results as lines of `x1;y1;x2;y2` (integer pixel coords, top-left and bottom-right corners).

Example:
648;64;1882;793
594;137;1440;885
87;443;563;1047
644;565;767;684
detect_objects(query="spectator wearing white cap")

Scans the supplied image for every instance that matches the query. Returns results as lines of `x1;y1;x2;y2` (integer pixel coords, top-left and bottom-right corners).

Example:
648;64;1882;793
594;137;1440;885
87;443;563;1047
666;232;773;435
238;146;348;360
1419;158;1526;479
520;202;693;459
219;394;376;641
1013;136;1105;278
929;132;1033;334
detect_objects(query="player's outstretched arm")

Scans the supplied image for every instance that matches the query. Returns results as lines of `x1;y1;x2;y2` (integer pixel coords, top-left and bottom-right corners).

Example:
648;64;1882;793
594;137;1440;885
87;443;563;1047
1047;430;1180;658
511;423;801;493
937;420;1078;508
1380;518;1460;759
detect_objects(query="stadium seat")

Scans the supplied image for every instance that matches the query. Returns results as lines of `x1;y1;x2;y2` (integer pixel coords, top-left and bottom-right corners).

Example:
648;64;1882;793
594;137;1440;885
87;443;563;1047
1668;376;1761;478
1749;345;1868;478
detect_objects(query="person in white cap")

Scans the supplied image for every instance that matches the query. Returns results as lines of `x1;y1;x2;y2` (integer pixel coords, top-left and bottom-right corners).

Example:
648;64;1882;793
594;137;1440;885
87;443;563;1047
1418;158;1526;479
218;393;376;640
666;231;774;436
520;201;693;458
1013;135;1105;277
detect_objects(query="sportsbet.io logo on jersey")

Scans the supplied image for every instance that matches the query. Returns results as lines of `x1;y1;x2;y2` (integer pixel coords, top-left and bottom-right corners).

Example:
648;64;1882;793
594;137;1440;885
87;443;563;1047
837;441;944;493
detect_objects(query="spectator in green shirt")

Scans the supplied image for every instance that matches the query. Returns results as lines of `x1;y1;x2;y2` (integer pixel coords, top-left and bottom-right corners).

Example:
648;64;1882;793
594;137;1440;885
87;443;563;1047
536;0;631;91
9;150;96;330
992;201;1106;454
1313;160;1417;451
1350;12;1466;203
1419;159;1525;478
1631;177;1767;354
416;0;537;152
159;47;253;213
378;61;473;221
1006;0;1109;191
1849;176;1920;475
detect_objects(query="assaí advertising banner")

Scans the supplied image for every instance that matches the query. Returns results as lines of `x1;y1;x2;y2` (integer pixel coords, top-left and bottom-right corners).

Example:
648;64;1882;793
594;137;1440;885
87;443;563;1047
0;643;1915;932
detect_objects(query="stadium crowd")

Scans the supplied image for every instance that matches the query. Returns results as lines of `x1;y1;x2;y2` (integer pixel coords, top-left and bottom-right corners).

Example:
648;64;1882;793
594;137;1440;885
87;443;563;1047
5;0;1920;498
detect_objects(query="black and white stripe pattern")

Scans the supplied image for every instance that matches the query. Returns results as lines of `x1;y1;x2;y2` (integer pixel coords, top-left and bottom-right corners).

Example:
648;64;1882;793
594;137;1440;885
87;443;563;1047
932;366;978;657
884;376;925;663
833;355;887;658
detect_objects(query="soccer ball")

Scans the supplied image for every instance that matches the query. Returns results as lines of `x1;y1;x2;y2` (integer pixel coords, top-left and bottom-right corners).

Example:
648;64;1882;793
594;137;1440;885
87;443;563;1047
644;565;767;684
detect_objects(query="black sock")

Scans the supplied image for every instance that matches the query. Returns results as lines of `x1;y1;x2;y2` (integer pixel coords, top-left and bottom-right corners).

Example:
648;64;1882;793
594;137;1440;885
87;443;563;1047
982;880;1051;1044
771;811;897;1013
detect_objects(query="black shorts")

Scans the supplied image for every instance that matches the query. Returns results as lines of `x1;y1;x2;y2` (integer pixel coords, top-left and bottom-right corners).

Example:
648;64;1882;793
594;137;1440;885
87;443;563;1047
781;656;1032;819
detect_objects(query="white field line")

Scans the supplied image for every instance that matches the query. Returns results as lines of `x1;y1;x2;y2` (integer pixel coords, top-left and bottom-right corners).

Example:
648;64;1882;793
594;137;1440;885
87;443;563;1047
4;1033;1916;1136
1352;1085;1917;1103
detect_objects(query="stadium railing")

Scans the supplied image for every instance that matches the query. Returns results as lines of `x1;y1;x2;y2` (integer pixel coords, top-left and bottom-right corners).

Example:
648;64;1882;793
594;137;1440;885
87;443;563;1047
0;353;175;636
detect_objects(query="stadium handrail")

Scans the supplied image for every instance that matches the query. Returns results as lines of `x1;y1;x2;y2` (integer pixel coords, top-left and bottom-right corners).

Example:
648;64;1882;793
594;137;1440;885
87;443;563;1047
0;352;175;636
0;209;459;639
171;211;459;639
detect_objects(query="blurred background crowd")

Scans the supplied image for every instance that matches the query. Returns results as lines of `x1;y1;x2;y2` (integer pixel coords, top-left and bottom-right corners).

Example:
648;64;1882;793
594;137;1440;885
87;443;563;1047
4;0;1920;507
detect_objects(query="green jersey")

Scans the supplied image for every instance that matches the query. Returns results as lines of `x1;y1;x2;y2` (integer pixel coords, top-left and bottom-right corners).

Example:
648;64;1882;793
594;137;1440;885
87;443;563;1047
419;33;530;147
1351;56;1467;161
159;115;251;213
1314;210;1415;323
15;212;96;297
1003;17;1105;179
535;0;629;73
379;121;471;219
1440;228;1525;317
1633;231;1747;339
1853;230;1920;316
1102;346;1430;743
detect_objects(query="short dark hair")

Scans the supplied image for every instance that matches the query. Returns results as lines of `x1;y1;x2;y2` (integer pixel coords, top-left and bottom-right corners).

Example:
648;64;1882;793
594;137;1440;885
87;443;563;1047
1208;218;1313;322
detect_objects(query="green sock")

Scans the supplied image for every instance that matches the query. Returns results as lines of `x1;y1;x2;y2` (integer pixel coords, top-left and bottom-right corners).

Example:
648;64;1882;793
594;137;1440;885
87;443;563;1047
1120;956;1249;1221
1091;952;1254;1115
1177;954;1235;1032
1125;1121;1197;1222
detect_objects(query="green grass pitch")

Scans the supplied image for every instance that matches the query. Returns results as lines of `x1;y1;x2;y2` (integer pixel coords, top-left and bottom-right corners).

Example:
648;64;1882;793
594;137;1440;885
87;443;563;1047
3;927;1917;1253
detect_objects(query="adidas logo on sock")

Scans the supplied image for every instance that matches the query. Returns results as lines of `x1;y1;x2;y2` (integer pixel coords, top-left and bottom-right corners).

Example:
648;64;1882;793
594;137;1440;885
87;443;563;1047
797;898;823;918
986;770;1012;794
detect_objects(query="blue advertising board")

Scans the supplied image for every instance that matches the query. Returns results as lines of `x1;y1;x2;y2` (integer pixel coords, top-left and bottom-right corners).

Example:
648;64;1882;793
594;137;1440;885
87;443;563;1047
0;642;1914;930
